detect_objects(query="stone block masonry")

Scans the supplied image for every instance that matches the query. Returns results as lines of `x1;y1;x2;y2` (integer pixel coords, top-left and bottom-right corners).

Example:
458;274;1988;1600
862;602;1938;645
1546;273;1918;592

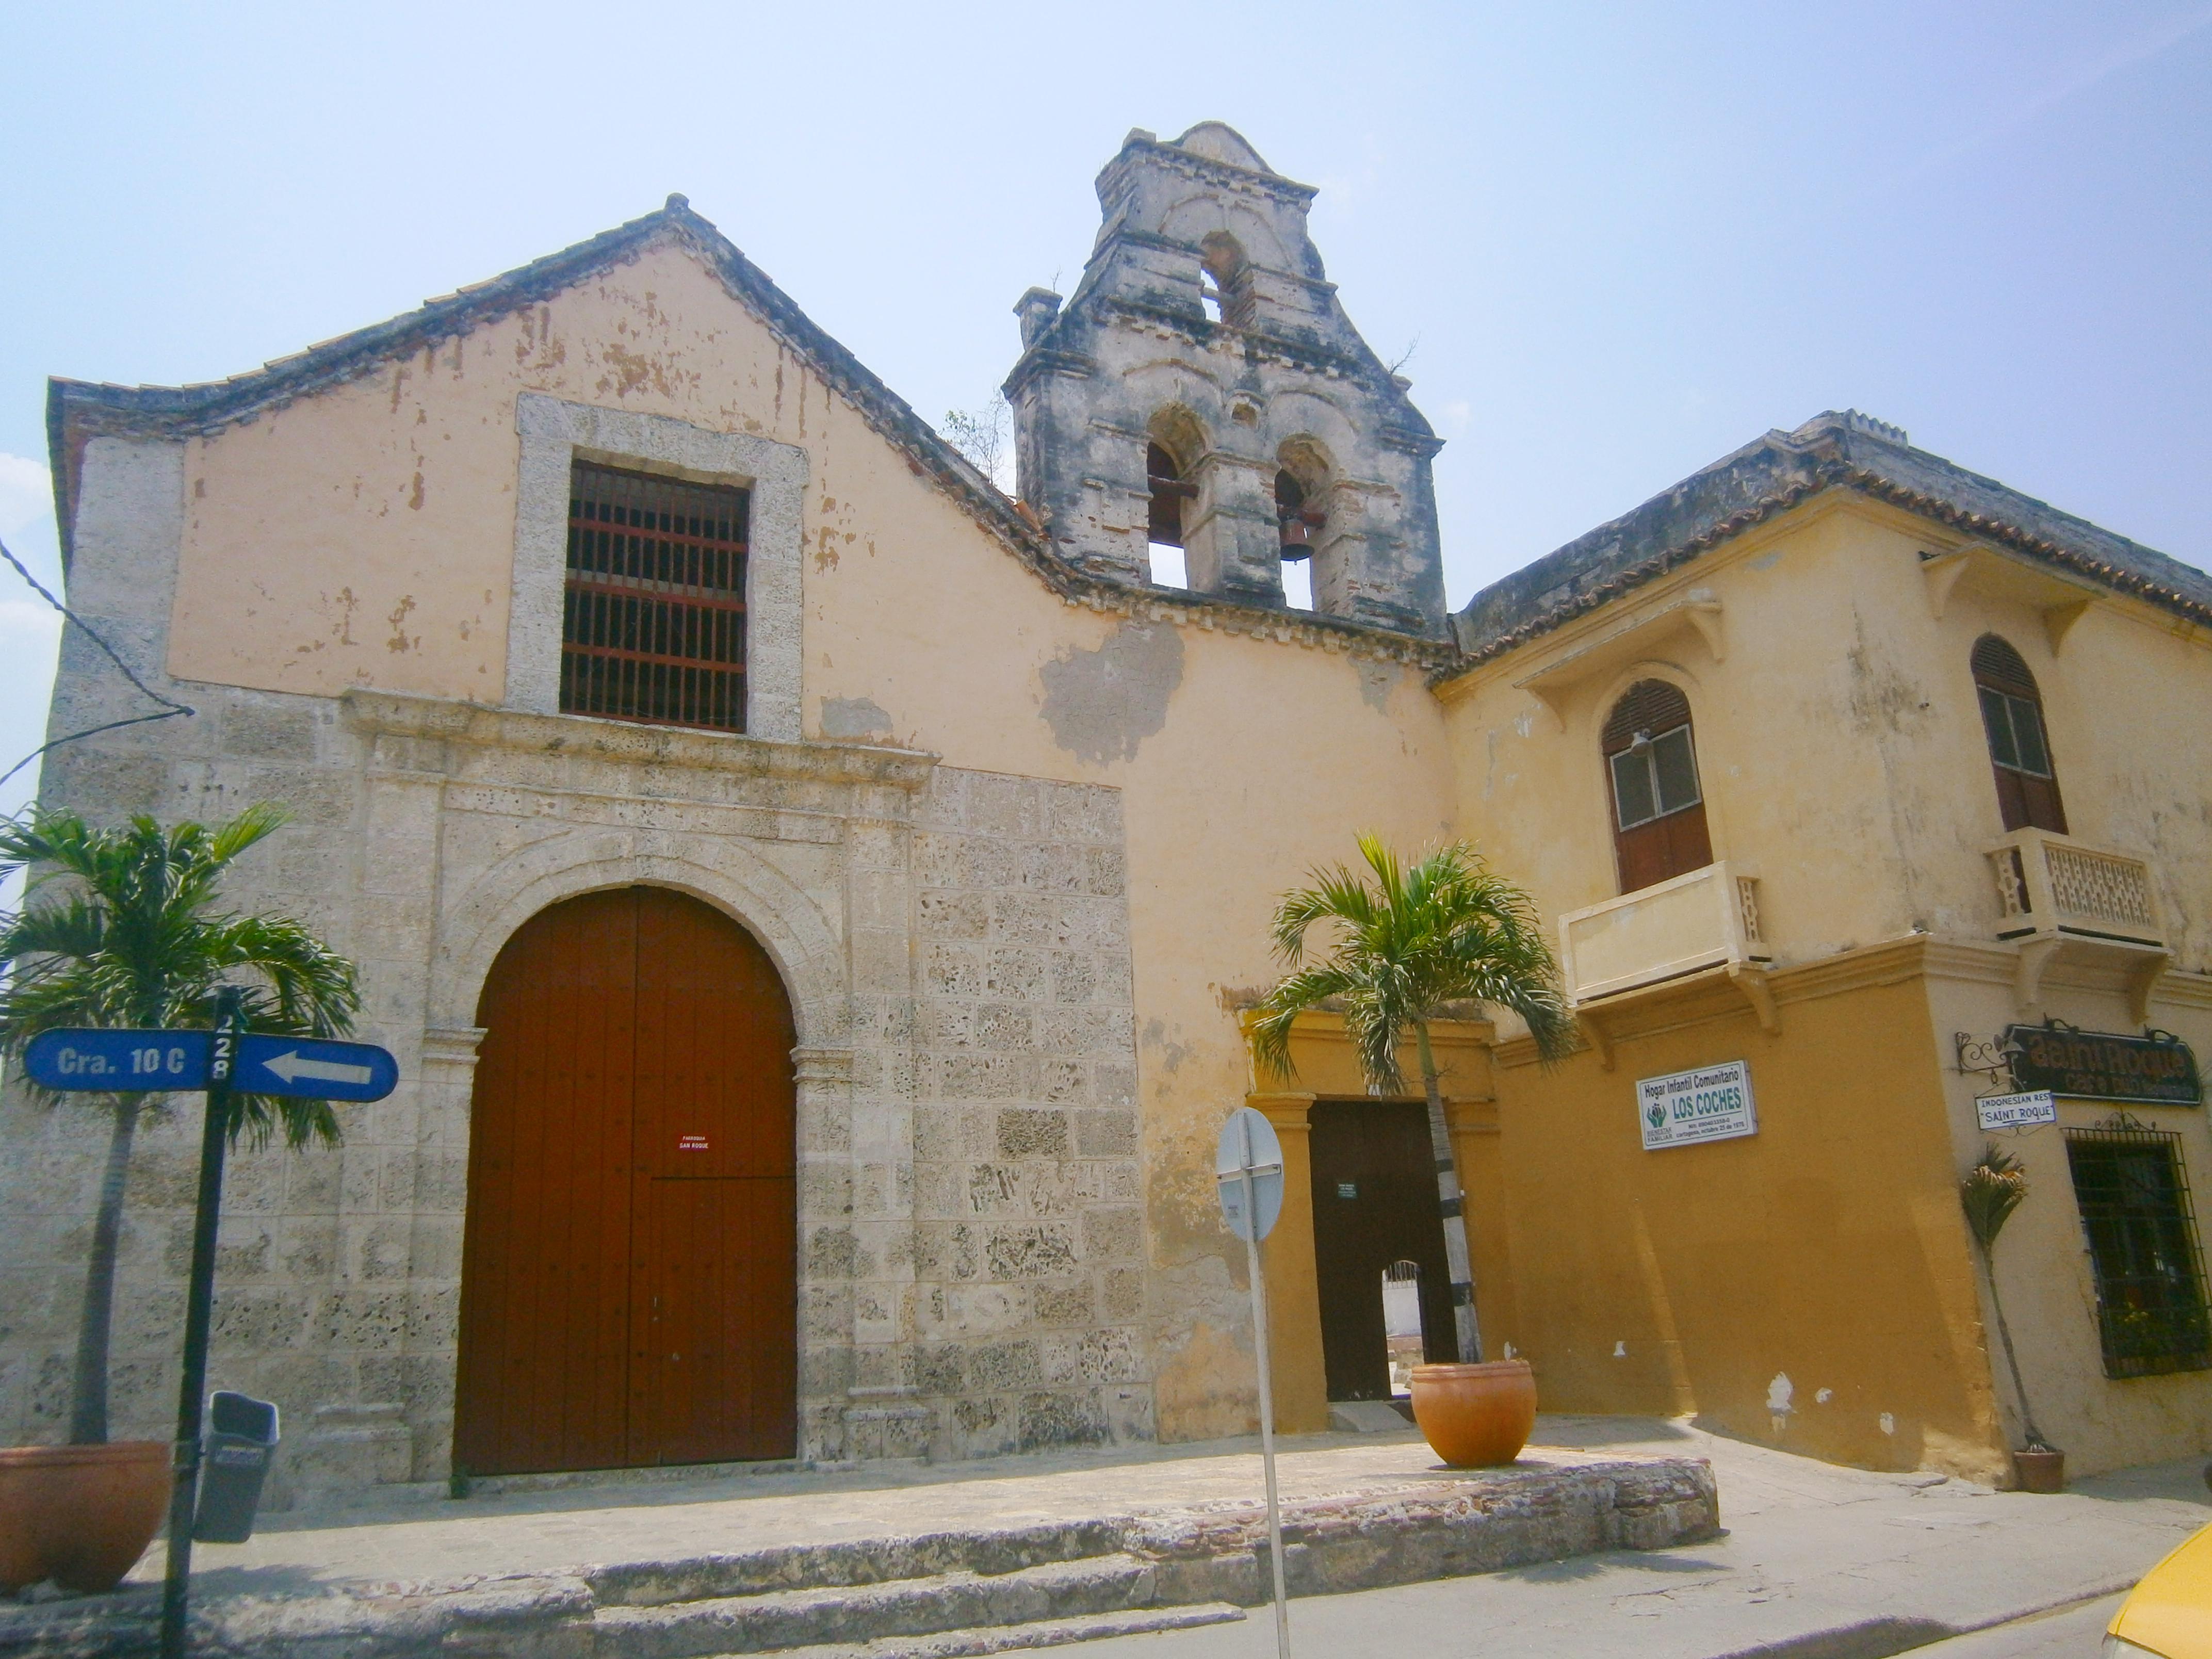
0;666;1145;1502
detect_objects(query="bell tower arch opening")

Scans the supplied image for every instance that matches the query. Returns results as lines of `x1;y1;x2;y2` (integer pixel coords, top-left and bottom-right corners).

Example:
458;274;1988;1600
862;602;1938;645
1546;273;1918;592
1002;122;1448;636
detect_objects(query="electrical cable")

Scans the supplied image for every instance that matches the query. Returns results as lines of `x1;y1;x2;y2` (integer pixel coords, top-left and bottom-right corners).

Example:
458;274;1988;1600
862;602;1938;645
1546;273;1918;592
0;533;194;790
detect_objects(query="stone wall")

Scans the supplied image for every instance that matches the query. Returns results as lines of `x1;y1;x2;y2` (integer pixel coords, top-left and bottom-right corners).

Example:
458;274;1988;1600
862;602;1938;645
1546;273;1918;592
0;478;1147;1499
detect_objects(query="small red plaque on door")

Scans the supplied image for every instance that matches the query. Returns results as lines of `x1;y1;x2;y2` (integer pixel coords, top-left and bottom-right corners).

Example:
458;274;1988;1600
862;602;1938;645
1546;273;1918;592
678;1134;709;1152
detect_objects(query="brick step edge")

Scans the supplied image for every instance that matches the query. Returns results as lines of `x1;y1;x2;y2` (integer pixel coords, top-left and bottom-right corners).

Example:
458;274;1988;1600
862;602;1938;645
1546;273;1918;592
0;1457;1719;1658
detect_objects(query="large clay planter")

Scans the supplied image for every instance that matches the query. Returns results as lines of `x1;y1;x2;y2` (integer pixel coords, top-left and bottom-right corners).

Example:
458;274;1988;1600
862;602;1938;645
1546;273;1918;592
0;1441;171;1593
1409;1360;1537;1468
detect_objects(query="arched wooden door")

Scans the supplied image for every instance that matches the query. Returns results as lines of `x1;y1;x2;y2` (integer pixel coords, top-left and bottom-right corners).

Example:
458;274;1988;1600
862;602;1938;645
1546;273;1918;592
454;886;796;1476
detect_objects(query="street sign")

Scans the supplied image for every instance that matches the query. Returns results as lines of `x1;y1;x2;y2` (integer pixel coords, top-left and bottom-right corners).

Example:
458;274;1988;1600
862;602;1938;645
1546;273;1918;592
1216;1107;1284;1243
24;1029;211;1091
22;1028;398;1103
236;1035;397;1102
1976;1088;2057;1131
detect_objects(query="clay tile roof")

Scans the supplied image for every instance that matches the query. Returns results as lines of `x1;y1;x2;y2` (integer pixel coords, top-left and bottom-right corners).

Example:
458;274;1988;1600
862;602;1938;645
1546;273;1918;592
1447;410;2212;670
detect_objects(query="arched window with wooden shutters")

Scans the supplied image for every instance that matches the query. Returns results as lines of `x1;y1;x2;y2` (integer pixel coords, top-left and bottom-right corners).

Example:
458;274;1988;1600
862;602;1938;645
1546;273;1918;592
1602;679;1714;894
1973;635;2067;834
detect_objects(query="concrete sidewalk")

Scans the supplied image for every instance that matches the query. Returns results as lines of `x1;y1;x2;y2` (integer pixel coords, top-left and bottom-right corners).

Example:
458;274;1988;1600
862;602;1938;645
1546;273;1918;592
110;1414;2211;1654
1065;1418;2211;1657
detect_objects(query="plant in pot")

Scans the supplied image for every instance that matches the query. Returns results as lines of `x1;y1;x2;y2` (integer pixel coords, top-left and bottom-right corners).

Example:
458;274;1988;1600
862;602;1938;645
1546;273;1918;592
0;805;360;1593
1252;835;1570;1467
1960;1144;2063;1492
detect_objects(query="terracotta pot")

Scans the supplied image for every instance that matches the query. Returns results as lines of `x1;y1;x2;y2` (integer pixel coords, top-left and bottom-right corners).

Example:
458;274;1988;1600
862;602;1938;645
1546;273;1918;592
0;1441;171;1593
1409;1359;1537;1468
2012;1447;2065;1494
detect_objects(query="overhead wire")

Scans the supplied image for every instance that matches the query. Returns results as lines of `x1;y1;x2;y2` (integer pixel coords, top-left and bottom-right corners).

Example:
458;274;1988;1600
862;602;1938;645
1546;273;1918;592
0;533;195;791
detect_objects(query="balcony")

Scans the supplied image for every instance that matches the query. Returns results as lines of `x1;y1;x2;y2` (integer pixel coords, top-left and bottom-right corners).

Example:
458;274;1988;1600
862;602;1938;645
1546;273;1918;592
1987;828;2168;1018
1558;860;1771;1017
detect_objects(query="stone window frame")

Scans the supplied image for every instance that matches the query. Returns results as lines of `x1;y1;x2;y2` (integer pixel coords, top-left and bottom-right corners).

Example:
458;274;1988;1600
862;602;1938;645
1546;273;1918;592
508;392;805;741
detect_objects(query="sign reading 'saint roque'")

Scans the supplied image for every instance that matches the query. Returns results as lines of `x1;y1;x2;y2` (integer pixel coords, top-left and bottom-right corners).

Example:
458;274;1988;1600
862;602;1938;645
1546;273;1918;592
2004;1023;2201;1108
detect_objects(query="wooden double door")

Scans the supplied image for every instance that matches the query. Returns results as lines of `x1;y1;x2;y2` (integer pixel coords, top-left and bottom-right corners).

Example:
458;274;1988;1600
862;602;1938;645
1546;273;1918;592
1308;1100;1456;1402
454;887;797;1476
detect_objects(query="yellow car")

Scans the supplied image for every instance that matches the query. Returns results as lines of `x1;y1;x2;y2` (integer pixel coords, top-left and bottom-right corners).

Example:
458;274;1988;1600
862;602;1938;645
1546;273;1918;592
2107;1519;2212;1657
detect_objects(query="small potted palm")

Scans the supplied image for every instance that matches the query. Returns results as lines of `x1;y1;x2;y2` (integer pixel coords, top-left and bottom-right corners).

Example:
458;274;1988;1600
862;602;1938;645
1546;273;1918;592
1961;1145;2063;1492
1252;835;1570;1466
0;805;359;1593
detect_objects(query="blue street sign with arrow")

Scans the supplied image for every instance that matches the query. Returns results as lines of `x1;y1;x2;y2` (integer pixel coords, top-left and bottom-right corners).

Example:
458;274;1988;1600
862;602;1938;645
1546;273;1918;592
236;1034;397;1102
23;1028;397;1102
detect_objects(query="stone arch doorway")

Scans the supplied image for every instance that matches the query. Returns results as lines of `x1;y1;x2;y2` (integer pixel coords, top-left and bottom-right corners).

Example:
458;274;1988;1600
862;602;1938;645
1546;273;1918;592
453;885;798;1476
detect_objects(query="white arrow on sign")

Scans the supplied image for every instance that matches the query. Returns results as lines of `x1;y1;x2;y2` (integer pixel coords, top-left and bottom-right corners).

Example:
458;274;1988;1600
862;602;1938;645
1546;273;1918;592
259;1051;373;1086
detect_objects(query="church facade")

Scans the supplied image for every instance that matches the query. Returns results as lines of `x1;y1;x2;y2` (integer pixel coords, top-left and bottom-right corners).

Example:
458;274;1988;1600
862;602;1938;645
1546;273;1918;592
7;124;2210;1504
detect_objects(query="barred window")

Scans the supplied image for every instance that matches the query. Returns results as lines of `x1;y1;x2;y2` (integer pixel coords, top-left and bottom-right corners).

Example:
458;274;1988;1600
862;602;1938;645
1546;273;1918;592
2065;1124;2212;1379
562;462;747;733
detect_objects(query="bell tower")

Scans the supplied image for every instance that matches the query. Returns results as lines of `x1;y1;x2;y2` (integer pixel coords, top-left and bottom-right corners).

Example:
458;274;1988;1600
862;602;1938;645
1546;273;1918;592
1003;122;1447;638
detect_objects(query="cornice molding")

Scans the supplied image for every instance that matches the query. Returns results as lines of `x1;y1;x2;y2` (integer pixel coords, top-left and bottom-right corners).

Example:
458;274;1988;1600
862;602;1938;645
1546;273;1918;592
341;690;940;791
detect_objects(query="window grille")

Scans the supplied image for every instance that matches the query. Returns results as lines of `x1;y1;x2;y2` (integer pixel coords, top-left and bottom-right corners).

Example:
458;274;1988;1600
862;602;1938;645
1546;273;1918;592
562;462;747;733
2064;1123;2212;1379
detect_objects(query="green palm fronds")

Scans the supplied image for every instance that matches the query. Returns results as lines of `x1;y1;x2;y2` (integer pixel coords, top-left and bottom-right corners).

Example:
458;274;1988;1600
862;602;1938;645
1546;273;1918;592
0;804;360;1149
1251;833;1570;1088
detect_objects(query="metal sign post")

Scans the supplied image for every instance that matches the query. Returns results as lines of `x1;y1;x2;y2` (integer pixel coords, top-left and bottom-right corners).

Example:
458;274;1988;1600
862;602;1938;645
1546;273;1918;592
1216;1107;1290;1659
23;1011;397;1658
159;988;240;1659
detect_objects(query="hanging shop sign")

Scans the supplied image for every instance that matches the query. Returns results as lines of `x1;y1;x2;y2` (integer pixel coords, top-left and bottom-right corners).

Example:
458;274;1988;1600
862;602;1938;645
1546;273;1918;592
1975;1089;2058;1131
1637;1059;1757;1151
2003;1022;2201;1108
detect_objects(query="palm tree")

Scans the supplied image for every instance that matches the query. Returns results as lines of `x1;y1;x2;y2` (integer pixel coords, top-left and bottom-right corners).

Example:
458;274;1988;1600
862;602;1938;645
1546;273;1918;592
1251;835;1571;1364
0;804;360;1444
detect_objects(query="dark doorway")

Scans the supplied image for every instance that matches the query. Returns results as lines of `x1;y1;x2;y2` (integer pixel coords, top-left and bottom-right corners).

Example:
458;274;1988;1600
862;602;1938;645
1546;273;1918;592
1308;1100;1456;1402
455;886;798;1476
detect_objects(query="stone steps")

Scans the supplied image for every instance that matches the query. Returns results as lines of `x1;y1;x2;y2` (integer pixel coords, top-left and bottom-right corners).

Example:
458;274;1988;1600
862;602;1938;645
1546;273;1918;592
593;1555;1218;1657
0;1454;1721;1657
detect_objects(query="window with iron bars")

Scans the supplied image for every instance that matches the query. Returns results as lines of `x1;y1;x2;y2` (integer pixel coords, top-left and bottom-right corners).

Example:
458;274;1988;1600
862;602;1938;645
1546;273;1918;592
562;462;747;733
2064;1122;2212;1379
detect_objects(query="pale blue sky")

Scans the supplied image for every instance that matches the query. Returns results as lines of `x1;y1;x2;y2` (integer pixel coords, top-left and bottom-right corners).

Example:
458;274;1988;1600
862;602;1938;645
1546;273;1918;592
3;1;2207;819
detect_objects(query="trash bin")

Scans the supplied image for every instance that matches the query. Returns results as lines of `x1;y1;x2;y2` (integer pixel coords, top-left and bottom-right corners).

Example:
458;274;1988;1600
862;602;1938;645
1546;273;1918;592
192;1391;280;1543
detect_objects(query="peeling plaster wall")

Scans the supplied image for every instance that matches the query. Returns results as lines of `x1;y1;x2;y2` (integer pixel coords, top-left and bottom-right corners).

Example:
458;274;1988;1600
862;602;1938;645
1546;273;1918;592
1440;493;2212;1476
18;235;1459;1485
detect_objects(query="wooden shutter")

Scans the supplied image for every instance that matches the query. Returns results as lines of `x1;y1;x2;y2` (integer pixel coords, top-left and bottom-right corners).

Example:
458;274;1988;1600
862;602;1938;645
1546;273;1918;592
1972;635;2067;834
1601;680;1713;893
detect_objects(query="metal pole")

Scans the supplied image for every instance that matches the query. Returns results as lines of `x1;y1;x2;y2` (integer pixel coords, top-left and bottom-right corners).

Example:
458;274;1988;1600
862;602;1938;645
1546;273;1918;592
160;988;240;1659
1240;1120;1291;1659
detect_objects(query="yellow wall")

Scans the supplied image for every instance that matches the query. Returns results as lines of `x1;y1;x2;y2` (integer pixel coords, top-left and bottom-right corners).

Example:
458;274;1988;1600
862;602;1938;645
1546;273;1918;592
162;233;1457;1445
1927;960;2212;1477
1485;944;2010;1480
1436;496;2212;974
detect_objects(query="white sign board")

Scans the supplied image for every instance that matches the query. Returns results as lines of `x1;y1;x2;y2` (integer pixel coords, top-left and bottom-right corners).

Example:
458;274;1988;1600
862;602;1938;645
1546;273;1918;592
1976;1089;2057;1131
1216;1107;1286;1243
1638;1060;1757;1150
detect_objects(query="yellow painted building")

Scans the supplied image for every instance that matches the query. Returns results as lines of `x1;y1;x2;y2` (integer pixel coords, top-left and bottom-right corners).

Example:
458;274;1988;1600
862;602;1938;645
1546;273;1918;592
8;124;2208;1501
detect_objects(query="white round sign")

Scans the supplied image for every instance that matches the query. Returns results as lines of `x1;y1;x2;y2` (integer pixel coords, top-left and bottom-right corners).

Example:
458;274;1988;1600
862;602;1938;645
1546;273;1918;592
1215;1107;1286;1243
